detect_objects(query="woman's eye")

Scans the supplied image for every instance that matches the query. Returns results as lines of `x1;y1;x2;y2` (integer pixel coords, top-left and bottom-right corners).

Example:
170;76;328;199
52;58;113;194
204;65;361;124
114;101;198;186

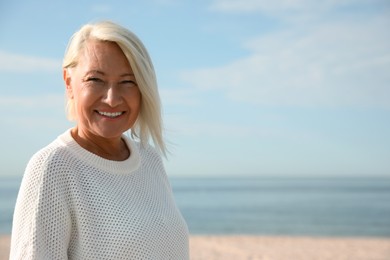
87;77;103;82
121;80;137;86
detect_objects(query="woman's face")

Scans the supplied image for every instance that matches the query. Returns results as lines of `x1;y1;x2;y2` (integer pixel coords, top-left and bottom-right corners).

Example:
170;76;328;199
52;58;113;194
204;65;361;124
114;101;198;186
64;40;141;140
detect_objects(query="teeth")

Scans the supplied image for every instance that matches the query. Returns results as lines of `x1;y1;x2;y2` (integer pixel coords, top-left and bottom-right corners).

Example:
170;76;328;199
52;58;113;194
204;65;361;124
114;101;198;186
98;111;123;118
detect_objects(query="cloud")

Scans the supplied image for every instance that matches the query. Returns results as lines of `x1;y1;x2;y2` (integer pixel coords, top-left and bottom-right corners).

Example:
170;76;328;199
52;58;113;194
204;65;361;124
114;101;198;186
90;4;112;13
164;114;321;147
0;51;61;72
160;87;201;106
150;0;179;5
180;12;390;108
3;115;71;130
210;0;311;13
209;0;390;25
165;115;254;138
0;94;71;130
0;94;64;109
209;0;383;14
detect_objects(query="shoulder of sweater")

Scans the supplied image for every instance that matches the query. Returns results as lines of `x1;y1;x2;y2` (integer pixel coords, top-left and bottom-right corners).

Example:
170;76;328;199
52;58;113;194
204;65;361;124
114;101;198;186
21;138;75;190
132;141;167;172
26;138;72;171
134;141;162;159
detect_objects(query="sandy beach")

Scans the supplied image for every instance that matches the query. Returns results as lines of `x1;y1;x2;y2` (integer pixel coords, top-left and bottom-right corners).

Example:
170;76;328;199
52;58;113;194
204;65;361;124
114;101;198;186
1;235;389;259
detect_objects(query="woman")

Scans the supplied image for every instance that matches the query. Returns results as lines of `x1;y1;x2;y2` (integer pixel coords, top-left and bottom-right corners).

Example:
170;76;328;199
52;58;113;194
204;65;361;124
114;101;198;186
10;21;189;259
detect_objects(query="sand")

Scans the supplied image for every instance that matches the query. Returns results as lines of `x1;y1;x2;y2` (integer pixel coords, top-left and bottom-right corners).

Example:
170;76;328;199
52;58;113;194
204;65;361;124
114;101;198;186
1;235;390;259
190;235;390;260
0;236;10;260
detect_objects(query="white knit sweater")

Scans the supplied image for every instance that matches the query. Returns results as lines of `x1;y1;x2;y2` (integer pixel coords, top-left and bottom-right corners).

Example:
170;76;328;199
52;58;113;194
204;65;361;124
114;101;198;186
10;129;189;260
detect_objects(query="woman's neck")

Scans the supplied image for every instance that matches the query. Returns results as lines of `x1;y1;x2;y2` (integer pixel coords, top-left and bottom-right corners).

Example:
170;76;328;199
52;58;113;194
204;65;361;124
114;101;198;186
71;127;130;161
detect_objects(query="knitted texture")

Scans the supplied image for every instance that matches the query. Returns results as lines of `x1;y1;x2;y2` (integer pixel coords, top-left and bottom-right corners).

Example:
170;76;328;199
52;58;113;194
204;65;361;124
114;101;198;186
10;130;189;259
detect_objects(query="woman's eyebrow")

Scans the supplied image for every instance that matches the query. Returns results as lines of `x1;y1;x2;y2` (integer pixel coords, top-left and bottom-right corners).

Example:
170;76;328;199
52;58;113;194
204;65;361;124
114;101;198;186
85;71;135;78
120;73;135;77
85;70;105;75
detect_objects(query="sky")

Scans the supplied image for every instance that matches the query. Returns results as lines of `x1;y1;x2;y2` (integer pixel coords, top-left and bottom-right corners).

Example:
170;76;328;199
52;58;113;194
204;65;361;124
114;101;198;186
0;0;389;178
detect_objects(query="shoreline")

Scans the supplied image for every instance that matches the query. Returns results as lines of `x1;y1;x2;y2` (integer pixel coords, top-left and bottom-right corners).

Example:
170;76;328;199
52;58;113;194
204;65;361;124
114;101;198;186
2;234;390;259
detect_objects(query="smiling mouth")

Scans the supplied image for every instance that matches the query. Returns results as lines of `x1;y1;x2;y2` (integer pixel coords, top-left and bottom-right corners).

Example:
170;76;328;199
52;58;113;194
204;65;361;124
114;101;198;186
97;111;124;118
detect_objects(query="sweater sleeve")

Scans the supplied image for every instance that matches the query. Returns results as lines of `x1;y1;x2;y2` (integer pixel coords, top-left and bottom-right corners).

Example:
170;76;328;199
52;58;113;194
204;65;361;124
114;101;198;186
10;150;71;260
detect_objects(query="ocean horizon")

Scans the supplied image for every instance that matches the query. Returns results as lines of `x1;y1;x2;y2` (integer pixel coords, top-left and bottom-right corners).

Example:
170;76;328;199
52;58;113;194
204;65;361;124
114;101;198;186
1;175;390;237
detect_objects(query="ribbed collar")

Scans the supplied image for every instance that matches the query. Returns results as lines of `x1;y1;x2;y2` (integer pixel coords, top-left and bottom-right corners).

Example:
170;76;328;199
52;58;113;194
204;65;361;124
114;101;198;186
57;129;141;174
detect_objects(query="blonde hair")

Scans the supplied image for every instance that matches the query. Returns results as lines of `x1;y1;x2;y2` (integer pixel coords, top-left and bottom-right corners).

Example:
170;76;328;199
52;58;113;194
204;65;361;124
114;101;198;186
63;21;166;155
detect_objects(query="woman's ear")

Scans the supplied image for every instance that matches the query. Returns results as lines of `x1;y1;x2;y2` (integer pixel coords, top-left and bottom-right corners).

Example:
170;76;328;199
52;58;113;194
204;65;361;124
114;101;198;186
63;69;73;99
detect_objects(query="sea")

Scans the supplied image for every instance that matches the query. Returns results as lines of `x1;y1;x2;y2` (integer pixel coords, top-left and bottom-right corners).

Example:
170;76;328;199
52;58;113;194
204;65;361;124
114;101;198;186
1;176;390;237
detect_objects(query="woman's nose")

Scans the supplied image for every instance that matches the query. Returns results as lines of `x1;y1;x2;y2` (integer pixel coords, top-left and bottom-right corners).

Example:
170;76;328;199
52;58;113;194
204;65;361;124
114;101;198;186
103;85;123;107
